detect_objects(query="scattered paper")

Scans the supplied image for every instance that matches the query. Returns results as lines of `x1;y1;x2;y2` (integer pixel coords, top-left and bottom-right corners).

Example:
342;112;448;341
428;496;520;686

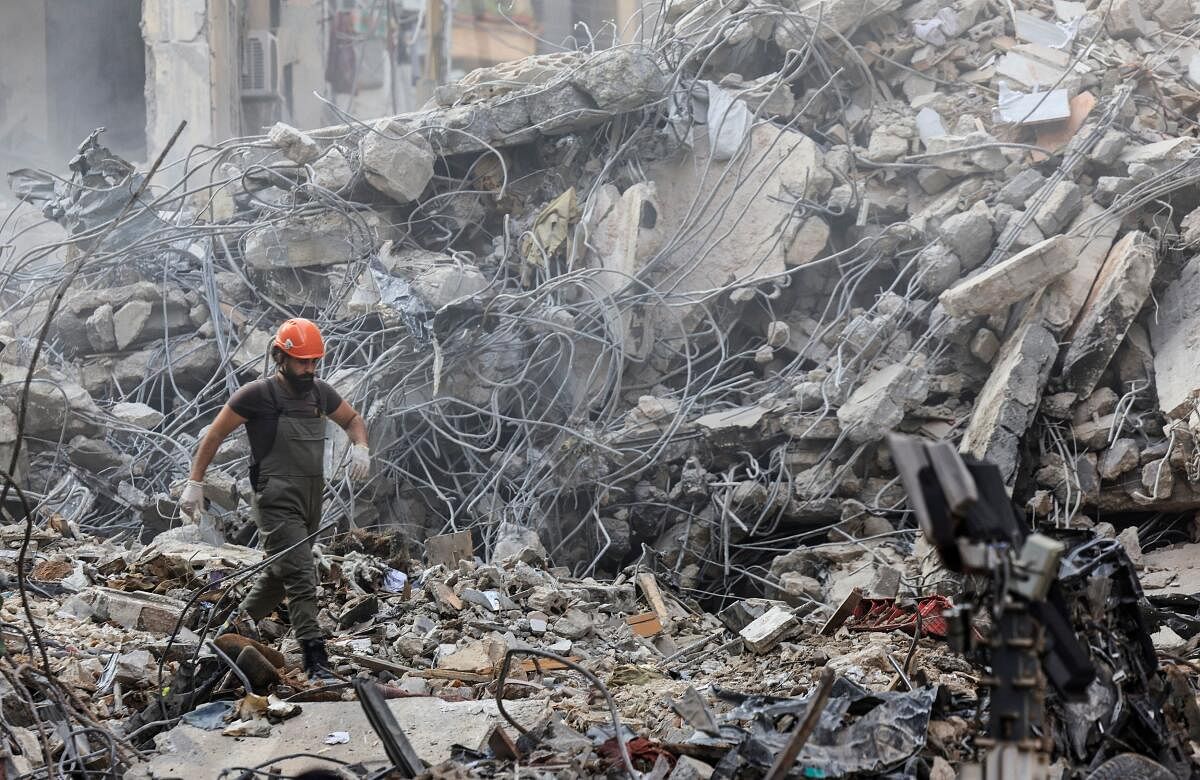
383;568;408;593
913;8;959;46
325;731;351;745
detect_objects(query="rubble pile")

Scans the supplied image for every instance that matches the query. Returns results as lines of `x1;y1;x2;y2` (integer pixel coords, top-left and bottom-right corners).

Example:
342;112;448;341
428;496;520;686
5;0;1200;774
0;521;1023;778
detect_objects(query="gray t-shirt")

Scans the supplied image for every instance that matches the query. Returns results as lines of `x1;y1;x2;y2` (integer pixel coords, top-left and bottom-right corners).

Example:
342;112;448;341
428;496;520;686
228;375;342;485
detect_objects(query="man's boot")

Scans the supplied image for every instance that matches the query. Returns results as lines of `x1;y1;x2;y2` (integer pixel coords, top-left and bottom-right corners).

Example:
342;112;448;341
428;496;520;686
300;637;335;682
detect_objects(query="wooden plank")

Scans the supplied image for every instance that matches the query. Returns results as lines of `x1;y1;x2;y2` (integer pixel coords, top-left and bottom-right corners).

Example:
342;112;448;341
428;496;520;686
516;656;578;674
626;612;663;637
636;573;672;628
820;587;863;636
327;648;491;682
429;581;463;612
419;668;492;683
425;530;474;569
487;725;521;760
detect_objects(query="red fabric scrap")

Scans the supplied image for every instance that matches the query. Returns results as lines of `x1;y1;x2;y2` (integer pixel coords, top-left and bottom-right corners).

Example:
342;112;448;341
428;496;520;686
846;595;954;637
597;737;676;772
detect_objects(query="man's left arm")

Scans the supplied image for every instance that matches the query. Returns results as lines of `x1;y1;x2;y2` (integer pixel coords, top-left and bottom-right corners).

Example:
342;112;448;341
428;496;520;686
329;400;367;444
330;401;370;480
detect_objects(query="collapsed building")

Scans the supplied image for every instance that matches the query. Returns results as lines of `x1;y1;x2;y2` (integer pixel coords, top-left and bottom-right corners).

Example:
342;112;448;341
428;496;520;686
4;0;1200;776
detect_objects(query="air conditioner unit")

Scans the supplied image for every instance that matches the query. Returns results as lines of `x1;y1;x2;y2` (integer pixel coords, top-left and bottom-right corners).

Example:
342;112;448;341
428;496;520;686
241;30;280;99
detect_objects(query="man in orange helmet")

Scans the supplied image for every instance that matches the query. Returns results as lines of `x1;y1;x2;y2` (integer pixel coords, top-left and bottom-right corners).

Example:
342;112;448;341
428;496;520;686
180;317;369;681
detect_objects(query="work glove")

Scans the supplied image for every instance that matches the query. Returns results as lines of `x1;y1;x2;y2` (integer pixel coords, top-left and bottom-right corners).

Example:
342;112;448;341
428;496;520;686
348;444;370;482
179;479;205;523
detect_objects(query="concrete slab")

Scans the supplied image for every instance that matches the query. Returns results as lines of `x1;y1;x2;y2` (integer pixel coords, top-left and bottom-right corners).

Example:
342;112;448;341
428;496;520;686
1150;253;1200;418
939;235;1072;318
960;301;1058;485
1060;231;1157;397
137;697;548;778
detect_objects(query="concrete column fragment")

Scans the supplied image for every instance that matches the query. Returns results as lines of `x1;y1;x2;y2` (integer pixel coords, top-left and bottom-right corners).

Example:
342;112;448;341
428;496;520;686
1059;231;1157;397
1042;202;1119;334
1150;252;1200;418
960;301;1058;485
939;235;1073;318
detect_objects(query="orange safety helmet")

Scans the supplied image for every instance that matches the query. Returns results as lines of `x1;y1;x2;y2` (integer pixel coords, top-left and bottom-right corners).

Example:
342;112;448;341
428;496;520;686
274;318;325;359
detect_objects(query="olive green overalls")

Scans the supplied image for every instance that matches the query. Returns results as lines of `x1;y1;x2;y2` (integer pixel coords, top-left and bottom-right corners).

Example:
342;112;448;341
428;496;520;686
240;378;326;641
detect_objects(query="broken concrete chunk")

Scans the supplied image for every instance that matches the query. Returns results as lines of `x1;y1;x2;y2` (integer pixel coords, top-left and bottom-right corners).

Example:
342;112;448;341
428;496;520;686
969;329;1000;363
1094;176;1133;206
939;235;1073;318
360;122;436;203
570;46;666;113
113;300;153;351
916;242;962;295
1072;413;1117;450
836;361;928;444
268;122;322;164
1071;387;1119;426
961;306;1058;484
1040;391;1076;419
85;303;117;352
738;605;798;653
997;169;1046;207
937;204;994;271
111;401;164;429
1152;625;1186;653
1105;0;1156;37
82;587;186;634
868;128;910;161
68;436;127;473
243;209;385;270
311;147;354;191
1042;202;1120;334
670;755;716;780
1149;253;1200;418
1098;438;1139;480
1117;526;1144;568
1060;232;1157;398
1032;181;1083;235
411;263;492;309
1140;457;1175;500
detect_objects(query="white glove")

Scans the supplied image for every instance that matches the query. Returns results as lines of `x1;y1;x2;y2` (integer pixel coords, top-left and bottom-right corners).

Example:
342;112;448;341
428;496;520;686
179;479;205;523
348;444;370;482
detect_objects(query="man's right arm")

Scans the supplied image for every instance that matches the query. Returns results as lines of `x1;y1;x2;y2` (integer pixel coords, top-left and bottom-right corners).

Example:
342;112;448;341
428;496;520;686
189;404;249;481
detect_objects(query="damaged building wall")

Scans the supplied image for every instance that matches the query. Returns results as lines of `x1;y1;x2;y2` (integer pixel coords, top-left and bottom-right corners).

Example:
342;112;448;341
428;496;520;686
142;0;241;160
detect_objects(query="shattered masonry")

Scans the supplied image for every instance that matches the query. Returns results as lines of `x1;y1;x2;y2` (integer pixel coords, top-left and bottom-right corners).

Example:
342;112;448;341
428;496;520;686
6;0;1200;776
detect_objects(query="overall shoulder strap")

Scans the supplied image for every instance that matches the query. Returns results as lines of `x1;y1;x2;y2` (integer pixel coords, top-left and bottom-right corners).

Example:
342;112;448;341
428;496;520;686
265;376;283;415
